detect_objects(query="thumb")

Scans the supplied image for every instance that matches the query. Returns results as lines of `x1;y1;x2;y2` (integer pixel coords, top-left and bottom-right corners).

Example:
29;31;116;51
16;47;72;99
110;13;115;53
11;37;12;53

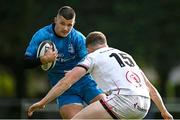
27;103;45;117
27;106;34;118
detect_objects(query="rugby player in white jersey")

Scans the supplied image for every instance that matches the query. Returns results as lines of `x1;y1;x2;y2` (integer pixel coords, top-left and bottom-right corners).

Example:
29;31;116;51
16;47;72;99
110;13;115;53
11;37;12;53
27;31;173;119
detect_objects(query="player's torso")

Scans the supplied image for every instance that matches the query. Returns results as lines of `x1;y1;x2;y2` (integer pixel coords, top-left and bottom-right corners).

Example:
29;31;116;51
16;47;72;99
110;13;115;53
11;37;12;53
91;47;149;97
27;24;88;85
38;25;81;71
50;32;78;72
42;25;86;83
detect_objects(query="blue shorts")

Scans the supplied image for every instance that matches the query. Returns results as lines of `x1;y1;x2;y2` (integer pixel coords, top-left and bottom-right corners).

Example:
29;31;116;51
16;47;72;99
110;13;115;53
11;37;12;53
56;76;103;108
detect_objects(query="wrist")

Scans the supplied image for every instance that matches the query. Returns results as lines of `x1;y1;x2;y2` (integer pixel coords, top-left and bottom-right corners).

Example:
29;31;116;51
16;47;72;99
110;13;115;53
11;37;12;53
161;109;168;114
39;99;46;107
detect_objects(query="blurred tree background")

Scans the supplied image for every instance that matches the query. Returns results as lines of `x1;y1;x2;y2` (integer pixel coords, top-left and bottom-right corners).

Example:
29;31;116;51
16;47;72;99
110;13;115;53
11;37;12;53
0;0;180;119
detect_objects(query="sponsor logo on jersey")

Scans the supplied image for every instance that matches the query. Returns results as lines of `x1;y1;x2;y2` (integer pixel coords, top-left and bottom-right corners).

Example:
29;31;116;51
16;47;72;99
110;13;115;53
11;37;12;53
57;53;76;62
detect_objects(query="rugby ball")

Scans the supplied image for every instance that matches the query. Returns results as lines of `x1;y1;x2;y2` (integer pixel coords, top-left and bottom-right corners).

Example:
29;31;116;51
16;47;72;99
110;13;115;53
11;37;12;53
37;40;57;71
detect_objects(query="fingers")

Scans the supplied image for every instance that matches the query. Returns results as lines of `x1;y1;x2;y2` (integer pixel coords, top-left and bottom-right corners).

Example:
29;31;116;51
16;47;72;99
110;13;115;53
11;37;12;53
162;112;174;120
27;102;46;118
27;106;34;118
43;49;58;63
27;104;39;117
52;51;58;61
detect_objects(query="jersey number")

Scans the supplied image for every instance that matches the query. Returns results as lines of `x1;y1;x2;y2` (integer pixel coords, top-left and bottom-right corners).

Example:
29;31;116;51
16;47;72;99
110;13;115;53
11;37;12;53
109;53;135;67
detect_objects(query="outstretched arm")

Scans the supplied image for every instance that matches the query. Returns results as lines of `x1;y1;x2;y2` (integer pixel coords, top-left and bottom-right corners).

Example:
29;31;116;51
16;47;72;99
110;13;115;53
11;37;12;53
142;72;173;120
27;66;87;117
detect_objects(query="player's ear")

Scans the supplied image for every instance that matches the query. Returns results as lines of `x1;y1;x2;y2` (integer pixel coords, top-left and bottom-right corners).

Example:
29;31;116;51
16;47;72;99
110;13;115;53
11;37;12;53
73;20;76;26
54;17;57;23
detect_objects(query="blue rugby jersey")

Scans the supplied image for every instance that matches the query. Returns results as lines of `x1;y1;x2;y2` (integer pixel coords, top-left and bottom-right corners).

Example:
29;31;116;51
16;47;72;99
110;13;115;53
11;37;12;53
25;24;89;86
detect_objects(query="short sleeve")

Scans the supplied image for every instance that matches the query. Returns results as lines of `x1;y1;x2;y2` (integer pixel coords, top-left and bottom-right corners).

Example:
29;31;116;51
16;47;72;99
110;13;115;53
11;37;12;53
25;28;48;58
77;55;95;73
73;31;87;59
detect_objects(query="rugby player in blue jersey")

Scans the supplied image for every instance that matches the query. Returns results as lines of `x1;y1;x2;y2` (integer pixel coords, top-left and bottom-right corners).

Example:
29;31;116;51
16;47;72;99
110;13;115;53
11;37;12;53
24;6;105;119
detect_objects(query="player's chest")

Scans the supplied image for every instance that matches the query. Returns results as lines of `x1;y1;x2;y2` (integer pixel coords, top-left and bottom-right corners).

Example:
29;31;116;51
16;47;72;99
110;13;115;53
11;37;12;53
53;39;77;62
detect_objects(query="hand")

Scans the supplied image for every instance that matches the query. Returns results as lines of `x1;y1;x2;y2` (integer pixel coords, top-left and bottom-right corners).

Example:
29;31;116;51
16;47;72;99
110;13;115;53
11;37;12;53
40;46;58;64
27;101;45;118
161;111;173;120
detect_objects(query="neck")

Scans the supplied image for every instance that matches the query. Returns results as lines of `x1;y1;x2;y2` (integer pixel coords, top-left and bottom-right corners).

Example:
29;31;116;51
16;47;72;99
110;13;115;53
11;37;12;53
94;44;108;51
52;23;64;38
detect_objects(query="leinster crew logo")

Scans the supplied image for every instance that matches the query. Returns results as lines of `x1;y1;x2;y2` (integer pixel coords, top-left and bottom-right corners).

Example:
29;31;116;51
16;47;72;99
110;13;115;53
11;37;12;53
68;43;75;54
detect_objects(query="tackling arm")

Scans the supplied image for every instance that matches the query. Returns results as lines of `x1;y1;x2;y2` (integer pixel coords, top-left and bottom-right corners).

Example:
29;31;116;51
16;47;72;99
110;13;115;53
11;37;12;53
40;66;87;104
27;66;87;117
142;72;173;120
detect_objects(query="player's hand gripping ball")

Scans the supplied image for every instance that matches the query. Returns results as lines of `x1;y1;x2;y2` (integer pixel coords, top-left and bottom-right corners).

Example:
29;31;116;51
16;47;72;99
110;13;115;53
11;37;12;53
37;40;57;71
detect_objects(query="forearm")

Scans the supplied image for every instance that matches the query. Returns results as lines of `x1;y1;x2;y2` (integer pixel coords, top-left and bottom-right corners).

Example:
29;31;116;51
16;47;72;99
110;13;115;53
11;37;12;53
24;55;42;68
141;70;168;113
39;67;86;106
142;71;173;119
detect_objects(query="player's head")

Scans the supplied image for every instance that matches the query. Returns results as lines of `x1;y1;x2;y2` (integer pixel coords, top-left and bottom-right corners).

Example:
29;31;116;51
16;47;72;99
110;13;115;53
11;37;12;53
86;31;108;53
54;6;76;37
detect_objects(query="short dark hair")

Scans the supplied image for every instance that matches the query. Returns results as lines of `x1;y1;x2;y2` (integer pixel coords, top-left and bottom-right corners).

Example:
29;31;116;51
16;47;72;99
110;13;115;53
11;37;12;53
57;6;76;20
86;31;107;47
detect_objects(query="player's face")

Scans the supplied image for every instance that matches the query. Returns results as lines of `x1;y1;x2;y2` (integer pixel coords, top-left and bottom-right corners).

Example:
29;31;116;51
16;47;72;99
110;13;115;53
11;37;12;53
54;15;75;37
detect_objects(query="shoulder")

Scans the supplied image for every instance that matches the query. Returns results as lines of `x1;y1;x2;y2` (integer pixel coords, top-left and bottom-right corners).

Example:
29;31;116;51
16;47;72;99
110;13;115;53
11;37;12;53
36;24;52;35
86;52;96;60
31;24;53;40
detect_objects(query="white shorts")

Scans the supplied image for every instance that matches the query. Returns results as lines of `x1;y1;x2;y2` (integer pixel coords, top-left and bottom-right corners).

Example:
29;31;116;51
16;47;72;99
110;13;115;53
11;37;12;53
100;94;151;119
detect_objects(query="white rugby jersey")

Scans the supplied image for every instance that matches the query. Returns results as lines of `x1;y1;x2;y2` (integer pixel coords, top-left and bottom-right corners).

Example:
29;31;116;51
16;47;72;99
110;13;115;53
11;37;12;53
78;47;150;98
